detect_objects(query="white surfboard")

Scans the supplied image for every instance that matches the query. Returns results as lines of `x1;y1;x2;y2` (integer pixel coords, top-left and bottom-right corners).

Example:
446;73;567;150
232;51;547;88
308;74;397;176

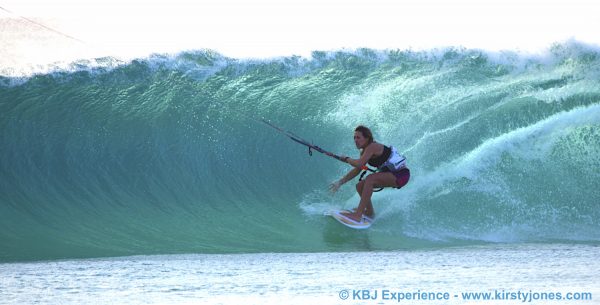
325;209;374;229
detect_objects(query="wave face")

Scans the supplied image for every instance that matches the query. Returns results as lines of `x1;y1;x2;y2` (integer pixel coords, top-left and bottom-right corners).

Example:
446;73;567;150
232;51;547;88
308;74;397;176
2;42;600;261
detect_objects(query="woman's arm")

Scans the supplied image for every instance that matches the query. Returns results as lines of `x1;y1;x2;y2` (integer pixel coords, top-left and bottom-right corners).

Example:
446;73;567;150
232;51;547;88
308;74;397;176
343;144;376;169
339;167;362;185
329;167;361;192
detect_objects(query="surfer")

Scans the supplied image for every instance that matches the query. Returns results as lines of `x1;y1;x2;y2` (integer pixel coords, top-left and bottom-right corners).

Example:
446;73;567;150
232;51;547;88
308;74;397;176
328;125;410;222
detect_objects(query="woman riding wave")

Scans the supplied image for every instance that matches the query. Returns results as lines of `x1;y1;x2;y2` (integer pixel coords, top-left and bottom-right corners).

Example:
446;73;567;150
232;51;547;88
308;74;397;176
329;125;410;222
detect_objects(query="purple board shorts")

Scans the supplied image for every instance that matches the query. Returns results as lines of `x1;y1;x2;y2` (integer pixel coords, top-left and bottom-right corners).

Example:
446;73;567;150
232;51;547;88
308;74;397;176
392;168;410;189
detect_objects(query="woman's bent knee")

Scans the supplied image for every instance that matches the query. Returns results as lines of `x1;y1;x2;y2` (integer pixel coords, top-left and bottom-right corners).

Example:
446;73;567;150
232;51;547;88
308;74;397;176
364;175;377;186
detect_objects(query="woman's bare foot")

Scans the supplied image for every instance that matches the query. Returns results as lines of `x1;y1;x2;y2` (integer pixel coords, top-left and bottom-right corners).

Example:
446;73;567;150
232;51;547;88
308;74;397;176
350;208;374;219
341;211;362;222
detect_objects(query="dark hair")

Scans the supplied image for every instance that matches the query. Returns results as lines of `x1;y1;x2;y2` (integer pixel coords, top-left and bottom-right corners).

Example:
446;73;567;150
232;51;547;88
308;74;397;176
354;125;374;144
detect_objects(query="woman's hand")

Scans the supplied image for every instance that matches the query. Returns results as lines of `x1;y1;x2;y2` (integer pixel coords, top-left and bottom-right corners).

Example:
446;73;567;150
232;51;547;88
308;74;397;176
329;180;342;193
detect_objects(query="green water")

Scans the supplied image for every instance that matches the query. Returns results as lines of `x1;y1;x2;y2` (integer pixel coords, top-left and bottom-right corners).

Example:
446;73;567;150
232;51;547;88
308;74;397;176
1;43;599;261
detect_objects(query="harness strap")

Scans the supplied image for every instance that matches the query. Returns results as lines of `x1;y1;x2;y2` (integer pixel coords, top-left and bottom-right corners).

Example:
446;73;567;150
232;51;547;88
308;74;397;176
359;169;384;193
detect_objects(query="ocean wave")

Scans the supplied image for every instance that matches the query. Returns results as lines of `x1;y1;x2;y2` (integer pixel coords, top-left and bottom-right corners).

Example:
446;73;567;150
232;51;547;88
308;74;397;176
1;41;599;261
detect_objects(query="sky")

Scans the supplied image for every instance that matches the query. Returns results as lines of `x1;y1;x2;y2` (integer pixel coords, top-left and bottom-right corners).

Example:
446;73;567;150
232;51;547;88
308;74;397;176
1;0;599;70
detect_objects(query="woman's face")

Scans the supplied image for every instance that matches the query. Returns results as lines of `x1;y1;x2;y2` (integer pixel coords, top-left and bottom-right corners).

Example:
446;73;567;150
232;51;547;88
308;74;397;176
354;131;368;149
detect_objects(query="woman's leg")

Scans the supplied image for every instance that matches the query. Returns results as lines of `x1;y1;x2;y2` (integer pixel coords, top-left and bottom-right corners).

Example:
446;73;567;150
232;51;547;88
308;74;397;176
355;180;375;217
344;172;397;222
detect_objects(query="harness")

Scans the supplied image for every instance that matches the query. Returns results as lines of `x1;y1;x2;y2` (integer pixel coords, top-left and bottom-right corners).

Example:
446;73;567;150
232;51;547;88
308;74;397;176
359;146;407;192
378;146;407;172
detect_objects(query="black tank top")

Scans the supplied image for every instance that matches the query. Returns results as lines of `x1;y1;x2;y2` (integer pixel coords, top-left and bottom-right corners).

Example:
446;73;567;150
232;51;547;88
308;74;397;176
368;145;391;168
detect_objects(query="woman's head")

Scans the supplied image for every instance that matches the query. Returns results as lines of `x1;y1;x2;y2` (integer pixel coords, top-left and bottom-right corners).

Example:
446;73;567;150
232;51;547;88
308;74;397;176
354;125;374;149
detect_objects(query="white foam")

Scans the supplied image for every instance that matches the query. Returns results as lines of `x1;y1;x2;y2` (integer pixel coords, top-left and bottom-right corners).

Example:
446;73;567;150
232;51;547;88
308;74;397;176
3;0;600;75
458;104;600;173
369;103;600;227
